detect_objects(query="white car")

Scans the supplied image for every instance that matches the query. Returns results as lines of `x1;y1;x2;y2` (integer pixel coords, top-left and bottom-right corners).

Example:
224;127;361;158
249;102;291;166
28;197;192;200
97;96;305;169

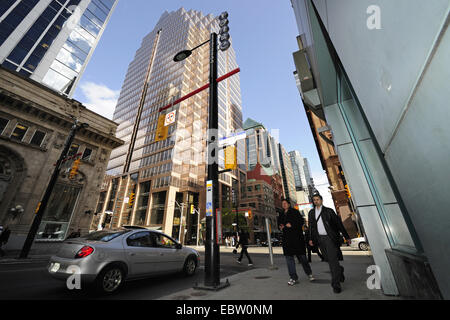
350;237;370;251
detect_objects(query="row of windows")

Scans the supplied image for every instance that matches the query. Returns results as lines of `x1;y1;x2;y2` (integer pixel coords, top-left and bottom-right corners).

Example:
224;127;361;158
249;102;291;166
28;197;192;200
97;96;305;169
0;116;47;147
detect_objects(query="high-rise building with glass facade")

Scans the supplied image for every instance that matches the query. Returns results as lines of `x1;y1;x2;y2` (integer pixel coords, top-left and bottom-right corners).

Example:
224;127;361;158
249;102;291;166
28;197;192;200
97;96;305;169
0;0;117;97
95;8;244;244
243;117;282;175
278;143;297;205
289;150;314;199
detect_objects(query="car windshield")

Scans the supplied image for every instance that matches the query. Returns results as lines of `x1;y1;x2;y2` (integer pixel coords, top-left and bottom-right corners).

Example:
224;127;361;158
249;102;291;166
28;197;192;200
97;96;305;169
82;230;131;242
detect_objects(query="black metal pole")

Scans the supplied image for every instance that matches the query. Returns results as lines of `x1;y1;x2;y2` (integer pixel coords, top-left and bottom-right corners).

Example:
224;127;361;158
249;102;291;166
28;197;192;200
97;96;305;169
19;120;84;259
204;32;219;287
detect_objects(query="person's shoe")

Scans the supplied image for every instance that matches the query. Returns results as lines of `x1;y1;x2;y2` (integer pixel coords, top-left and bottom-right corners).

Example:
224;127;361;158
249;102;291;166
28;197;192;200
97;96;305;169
288;279;298;286
333;286;342;294
248;263;253;267
236;259;242;264
308;274;315;281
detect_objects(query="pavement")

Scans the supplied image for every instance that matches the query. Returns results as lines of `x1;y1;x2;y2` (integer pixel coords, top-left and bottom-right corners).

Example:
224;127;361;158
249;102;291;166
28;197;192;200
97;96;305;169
159;246;401;300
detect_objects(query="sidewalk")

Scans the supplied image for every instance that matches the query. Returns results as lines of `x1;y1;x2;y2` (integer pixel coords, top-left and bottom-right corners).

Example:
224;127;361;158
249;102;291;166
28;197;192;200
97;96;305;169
160;247;401;300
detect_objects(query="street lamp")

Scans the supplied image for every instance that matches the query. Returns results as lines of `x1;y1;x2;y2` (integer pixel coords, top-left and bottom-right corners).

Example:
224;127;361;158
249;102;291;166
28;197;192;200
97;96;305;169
19;119;89;259
173;12;231;291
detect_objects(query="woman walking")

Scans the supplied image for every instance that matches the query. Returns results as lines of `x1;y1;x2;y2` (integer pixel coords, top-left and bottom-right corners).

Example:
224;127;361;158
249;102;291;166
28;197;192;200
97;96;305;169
278;199;314;285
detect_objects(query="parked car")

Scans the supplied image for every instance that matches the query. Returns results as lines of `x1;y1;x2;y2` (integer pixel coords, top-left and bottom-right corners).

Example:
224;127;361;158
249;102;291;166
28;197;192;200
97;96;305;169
48;228;200;294
350;237;370;251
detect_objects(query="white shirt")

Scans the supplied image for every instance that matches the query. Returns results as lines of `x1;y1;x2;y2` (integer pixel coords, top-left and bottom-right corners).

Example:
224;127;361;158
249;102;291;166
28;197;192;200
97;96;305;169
315;206;327;236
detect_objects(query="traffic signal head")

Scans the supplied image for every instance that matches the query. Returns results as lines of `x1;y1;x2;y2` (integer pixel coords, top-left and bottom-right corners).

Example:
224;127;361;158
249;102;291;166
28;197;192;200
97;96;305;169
190;204;194;214
128;193;135;206
345;185;351;198
248;209;252;220
218;11;230;51
69;159;81;179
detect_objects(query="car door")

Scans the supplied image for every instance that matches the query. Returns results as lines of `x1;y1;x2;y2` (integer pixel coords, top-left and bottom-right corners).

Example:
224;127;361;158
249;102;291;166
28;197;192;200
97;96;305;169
124;231;160;277
151;232;185;272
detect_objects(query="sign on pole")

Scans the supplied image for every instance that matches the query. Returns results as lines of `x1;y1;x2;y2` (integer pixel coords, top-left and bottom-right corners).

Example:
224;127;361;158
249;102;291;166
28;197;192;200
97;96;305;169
219;131;246;147
206;180;213;217
164;110;176;126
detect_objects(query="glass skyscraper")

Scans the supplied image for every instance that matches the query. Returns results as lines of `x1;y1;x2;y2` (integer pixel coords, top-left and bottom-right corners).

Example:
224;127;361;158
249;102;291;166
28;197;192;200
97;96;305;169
0;0;117;97
96;8;244;243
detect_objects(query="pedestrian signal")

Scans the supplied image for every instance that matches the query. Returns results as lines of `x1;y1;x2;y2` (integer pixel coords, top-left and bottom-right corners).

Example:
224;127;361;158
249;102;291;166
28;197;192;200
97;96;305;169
224;146;237;170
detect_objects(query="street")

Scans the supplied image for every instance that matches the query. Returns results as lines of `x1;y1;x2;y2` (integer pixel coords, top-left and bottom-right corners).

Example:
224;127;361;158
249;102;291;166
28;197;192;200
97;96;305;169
0;251;282;300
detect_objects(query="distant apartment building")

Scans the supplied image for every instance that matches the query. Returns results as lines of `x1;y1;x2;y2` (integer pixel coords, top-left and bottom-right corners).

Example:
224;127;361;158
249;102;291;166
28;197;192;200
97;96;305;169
96;8;245;245
0;0;118;97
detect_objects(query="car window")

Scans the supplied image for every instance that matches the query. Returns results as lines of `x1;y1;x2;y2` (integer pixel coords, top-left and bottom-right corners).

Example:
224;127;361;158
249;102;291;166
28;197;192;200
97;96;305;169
126;231;155;247
83;230;130;242
152;233;177;249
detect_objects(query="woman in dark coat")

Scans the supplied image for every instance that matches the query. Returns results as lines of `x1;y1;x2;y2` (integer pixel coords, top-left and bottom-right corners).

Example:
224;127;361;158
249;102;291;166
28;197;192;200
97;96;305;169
278;199;314;285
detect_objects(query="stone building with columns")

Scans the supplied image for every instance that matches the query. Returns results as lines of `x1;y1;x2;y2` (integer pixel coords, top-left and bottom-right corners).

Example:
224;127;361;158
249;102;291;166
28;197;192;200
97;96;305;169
0;66;123;254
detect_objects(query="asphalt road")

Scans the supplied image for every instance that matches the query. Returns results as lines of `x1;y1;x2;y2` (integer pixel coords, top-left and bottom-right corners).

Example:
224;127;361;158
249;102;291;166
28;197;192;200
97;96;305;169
0;251;284;300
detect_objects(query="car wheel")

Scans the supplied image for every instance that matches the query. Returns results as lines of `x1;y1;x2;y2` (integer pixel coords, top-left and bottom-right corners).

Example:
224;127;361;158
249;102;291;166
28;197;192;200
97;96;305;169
183;256;197;276
96;265;125;294
359;242;370;251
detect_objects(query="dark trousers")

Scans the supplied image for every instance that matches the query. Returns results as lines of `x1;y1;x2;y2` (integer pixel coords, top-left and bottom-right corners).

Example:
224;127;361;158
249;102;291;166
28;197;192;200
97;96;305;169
285;255;312;280
307;245;324;262
318;235;344;289
238;246;253;264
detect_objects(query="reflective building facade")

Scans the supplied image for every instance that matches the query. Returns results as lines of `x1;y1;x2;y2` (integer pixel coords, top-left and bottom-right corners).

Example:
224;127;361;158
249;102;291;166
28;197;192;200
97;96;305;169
0;0;117;97
96;9;244;244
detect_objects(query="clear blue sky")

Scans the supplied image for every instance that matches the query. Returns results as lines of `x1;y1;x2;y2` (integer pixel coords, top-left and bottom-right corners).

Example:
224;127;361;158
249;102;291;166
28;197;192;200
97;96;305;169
73;0;331;203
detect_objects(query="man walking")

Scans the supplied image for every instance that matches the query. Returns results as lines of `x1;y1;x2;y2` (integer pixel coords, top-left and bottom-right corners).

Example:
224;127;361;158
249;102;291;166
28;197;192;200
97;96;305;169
235;230;253;266
308;194;351;293
279;199;314;286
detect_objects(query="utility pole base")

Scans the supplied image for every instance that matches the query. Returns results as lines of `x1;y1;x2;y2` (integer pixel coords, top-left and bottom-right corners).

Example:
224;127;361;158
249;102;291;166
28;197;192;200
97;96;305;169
268;265;279;270
193;279;230;291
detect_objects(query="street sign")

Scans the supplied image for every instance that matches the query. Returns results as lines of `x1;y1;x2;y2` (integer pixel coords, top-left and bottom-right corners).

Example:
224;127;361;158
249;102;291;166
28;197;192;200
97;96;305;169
164;110;176;126
219;131;246;147
206;180;213;217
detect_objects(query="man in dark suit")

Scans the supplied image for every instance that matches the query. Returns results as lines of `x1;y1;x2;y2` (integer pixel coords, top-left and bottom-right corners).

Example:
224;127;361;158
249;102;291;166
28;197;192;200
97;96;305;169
308;194;351;293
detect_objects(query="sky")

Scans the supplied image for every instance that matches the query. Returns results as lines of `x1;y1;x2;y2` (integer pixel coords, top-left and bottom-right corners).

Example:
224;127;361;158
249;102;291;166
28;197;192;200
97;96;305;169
73;0;334;208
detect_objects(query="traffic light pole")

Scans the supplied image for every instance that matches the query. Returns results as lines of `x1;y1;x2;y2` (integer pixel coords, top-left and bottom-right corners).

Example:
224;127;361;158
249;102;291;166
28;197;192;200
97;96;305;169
19;119;86;259
204;32;222;288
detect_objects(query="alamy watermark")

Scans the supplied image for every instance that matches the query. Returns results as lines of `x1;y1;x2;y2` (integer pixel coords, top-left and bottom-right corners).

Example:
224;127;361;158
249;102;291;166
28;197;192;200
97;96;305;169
366;265;381;290
367;5;382;30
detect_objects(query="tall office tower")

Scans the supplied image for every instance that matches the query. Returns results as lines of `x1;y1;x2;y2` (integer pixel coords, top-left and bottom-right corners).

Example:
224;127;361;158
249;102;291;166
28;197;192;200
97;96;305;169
278;143;297;205
0;0;118;97
289;150;314;201
99;8;244;243
243;118;282;174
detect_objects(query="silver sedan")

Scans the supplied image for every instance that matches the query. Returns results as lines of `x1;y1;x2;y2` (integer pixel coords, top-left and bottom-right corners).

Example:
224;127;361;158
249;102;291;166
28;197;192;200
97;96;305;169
48;228;200;294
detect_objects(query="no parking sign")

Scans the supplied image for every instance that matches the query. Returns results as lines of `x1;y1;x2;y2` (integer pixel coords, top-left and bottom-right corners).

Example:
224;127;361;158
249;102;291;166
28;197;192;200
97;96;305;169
164;110;176;126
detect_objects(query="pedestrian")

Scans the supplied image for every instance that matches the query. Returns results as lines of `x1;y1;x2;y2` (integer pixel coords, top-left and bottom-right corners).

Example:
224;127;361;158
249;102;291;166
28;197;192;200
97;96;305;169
0;226;11;257
226;236;230;248
308;194;351;294
278;198;314;286
304;224;324;262
235;230;253;266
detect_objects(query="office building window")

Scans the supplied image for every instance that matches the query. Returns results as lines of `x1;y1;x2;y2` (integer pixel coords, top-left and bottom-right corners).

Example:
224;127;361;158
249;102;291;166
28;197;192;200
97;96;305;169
30;130;46;146
0;117;9;134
